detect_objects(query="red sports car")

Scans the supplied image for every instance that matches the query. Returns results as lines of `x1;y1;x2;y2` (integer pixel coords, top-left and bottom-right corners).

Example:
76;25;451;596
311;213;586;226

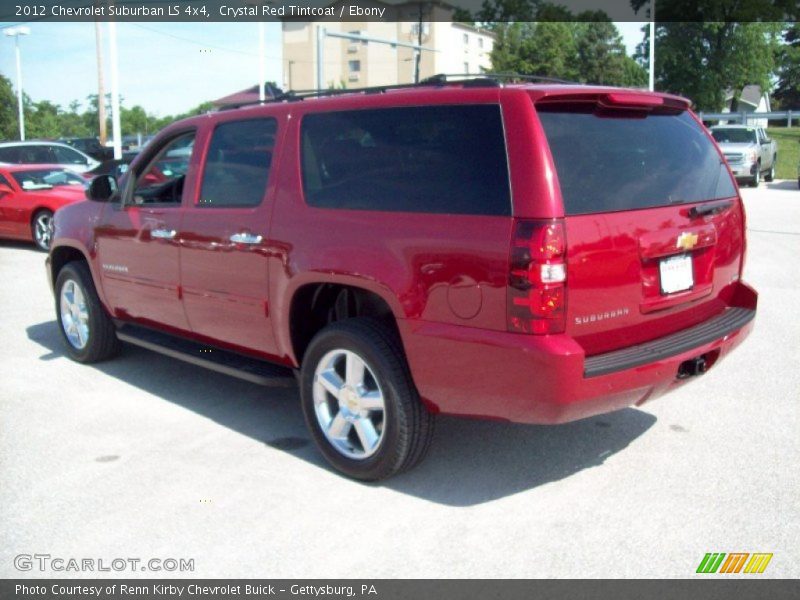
0;164;87;250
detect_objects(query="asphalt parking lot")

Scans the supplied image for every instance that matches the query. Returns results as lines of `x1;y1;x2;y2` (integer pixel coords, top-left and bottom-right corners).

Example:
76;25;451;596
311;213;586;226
1;181;798;579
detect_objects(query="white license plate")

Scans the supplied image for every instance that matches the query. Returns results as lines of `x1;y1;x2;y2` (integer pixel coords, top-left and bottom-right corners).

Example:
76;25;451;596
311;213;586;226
659;254;694;295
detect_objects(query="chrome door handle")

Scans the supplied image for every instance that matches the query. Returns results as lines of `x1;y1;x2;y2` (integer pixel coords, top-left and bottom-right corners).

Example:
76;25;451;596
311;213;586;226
151;228;176;239
229;232;263;244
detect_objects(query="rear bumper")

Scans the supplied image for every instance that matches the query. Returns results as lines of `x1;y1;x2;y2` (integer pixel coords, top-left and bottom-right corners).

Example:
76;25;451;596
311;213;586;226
400;282;757;425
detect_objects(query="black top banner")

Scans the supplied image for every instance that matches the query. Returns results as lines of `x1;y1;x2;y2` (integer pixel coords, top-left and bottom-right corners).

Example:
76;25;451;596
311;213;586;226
0;0;798;23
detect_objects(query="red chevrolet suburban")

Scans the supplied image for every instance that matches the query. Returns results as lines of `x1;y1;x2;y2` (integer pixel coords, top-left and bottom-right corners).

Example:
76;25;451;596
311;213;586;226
47;77;757;480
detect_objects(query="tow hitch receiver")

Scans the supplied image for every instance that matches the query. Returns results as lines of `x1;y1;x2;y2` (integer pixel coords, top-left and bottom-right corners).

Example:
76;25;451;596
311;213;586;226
678;356;708;379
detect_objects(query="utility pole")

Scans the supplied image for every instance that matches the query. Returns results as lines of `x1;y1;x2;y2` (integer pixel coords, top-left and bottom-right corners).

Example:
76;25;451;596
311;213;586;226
648;0;655;92
94;21;107;145
414;3;423;84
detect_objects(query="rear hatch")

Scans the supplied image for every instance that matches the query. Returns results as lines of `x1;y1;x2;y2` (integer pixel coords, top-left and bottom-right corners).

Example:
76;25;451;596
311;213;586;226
535;93;745;355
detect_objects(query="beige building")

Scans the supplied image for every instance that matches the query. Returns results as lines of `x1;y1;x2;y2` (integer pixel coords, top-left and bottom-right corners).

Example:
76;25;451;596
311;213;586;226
282;2;495;90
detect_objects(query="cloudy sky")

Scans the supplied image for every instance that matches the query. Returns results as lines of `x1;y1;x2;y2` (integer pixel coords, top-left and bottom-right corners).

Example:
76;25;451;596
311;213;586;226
0;21;646;117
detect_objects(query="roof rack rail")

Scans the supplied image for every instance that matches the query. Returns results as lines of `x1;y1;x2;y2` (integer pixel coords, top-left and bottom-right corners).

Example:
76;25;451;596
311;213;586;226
214;72;581;110
217;91;300;111
421;73;581;86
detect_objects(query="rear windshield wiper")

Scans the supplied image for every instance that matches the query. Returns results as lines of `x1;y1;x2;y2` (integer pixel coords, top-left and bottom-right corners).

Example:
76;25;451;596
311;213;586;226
689;200;733;219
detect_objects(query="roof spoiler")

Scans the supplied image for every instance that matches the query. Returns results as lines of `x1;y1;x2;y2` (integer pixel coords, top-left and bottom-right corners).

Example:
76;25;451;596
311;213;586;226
536;90;691;112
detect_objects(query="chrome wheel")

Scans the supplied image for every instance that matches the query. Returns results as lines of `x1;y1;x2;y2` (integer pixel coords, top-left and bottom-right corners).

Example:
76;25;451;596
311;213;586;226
33;212;53;250
60;279;90;350
312;349;386;460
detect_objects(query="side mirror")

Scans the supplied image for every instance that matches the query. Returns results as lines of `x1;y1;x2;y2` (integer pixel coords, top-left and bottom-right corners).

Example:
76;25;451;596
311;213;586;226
0;183;12;198
86;175;118;202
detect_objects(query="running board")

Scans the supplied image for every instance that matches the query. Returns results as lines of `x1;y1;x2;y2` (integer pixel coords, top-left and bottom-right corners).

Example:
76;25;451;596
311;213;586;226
115;324;296;388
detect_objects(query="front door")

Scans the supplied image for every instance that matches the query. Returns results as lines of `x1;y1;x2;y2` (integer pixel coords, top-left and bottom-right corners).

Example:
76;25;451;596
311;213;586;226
180;117;281;357
94;130;196;331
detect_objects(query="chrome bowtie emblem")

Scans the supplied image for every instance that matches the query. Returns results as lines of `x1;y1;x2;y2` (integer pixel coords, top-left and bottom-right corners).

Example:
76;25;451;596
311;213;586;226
676;232;699;251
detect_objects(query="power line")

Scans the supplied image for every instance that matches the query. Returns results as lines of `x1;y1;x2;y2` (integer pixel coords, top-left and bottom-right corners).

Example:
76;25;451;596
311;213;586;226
130;23;274;59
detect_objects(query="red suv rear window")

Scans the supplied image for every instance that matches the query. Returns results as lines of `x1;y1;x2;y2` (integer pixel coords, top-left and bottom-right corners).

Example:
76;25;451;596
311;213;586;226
537;107;736;215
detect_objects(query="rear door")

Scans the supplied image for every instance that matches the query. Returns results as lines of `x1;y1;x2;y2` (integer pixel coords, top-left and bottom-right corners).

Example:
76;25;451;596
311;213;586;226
179;116;283;357
535;99;745;355
51;144;92;172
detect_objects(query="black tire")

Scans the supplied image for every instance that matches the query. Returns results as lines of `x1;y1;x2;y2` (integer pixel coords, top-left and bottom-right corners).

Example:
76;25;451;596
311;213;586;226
55;261;121;363
750;166;760;187
31;209;53;251
300;318;434;481
765;158;775;182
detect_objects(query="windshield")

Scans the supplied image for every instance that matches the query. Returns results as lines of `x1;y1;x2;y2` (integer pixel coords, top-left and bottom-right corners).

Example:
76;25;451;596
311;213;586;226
538;107;737;215
11;169;86;191
711;128;757;144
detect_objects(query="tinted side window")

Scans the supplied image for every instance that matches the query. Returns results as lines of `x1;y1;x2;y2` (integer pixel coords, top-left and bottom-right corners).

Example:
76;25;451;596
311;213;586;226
538;108;737;215
198;118;277;208
18;146;53;164
0;148;19;162
301;105;511;216
52;145;87;165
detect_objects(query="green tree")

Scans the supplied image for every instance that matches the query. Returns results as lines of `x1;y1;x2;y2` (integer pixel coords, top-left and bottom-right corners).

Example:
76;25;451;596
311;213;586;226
121;105;151;136
490;22;579;80
61;101;91;137
26;100;63;139
82;93;111;137
654;22;780;111
574;21;645;86
0;74;19;140
490;21;646;86
773;23;800;109
526;22;579;80
620;55;648;87
492;22;578;79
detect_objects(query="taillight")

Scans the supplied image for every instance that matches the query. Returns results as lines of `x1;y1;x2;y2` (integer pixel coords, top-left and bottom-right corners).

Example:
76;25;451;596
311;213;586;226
507;219;567;334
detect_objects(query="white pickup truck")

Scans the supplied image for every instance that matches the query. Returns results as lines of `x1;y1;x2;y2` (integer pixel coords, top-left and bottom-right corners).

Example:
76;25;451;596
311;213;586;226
710;125;777;187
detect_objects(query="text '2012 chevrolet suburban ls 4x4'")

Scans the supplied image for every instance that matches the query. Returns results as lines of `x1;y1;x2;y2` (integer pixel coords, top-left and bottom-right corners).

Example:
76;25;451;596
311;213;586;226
47;77;757;480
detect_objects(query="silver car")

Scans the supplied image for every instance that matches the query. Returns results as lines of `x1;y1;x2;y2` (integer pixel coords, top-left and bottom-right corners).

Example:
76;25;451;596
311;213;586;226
0;141;99;174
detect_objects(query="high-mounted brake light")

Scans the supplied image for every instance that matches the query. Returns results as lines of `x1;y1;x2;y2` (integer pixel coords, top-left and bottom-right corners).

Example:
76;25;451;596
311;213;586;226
507;219;567;335
601;93;664;108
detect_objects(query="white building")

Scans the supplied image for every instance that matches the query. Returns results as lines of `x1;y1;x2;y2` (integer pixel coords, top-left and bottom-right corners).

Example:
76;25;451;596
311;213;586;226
281;1;495;90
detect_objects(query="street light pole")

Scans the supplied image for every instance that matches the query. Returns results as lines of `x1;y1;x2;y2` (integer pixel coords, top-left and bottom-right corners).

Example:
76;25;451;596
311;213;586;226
649;1;655;92
108;20;122;160
258;22;266;102
4;26;31;141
